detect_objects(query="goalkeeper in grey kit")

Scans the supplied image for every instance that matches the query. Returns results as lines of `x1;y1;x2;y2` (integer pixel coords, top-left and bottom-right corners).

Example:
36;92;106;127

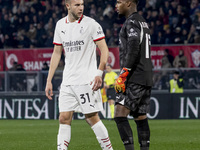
114;0;153;150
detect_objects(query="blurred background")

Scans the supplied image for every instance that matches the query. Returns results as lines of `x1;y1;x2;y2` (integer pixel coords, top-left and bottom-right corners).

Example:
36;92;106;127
0;0;200;120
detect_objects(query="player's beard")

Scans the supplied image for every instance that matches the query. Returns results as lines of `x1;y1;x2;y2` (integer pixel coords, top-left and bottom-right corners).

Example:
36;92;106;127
71;11;82;20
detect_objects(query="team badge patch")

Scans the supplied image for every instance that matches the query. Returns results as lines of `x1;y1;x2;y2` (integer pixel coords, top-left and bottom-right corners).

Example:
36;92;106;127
191;49;200;67
97;26;103;35
128;28;138;37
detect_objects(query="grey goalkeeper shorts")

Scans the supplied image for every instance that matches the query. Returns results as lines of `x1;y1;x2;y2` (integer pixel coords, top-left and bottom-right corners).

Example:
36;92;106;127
115;82;151;118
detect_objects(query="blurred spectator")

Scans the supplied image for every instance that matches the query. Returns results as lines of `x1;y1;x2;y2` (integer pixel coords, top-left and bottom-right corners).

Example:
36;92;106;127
1;14;10;35
3;34;13;49
164;27;173;44
181;29;189;44
103;4;113;17
9;61;18;71
156;31;165;44
26;24;37;45
44;18;55;33
0;30;4;49
10;64;27;91
147;0;157;9
96;7;104;19
162;49;174;68
12;0;19;14
32;0;44;12
184;70;200;89
53;59;64;91
36;23;47;47
154;49;174;89
187;24;196;43
0;74;4;91
163;1;170;14
0;0;200;48
169;71;184;93
41;62;49;90
98;16;110;32
90;4;96;17
9;61;18;91
32;15;39;27
173;49;188;68
173;27;182;44
105;29;115;46
45;31;54;47
22;15;31;31
17;29;31;48
42;62;49;71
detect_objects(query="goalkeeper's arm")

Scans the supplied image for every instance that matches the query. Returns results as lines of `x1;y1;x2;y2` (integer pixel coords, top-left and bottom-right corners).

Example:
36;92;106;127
115;29;140;93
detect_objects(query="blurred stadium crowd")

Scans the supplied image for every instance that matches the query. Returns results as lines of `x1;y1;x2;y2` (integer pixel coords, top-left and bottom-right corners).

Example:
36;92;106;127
0;0;200;49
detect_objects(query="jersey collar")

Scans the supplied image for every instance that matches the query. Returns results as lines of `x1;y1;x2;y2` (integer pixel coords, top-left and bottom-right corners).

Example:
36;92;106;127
65;15;83;24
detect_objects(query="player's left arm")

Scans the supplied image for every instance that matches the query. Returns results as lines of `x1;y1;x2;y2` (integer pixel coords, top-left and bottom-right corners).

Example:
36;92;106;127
124;21;141;69
91;38;109;91
95;39;109;72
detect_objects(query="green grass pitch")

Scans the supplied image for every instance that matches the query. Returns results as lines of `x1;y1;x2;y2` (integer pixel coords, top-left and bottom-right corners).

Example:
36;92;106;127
0;119;199;150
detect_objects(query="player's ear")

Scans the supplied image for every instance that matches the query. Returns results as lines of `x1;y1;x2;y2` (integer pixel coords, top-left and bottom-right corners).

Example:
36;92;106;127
66;3;70;10
126;0;131;7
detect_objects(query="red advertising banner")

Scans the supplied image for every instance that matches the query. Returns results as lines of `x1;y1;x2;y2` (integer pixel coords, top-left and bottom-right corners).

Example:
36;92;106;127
151;45;200;69
5;48;53;71
2;45;200;71
107;47;120;69
0;51;4;71
5;48;120;71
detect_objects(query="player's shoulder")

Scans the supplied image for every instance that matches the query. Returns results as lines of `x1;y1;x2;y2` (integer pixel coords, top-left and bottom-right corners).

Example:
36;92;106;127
82;15;98;24
127;13;146;26
56;16;67;25
126;13;149;31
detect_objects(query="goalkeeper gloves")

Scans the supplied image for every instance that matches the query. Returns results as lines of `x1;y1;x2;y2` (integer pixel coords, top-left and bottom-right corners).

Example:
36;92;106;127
115;67;130;93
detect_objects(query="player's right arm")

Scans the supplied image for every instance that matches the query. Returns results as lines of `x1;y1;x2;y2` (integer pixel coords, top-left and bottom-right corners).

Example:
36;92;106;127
45;45;63;100
115;20;141;93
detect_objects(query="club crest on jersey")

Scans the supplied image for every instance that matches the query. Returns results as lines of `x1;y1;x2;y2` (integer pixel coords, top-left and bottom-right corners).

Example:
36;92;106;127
128;28;138;37
97;26;103;35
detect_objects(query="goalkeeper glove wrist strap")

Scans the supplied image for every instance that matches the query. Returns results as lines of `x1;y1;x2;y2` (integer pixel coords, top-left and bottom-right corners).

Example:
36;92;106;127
120;67;130;78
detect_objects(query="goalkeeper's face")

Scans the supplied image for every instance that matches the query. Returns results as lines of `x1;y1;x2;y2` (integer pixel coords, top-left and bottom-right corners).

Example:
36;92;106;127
66;0;84;19
115;0;128;17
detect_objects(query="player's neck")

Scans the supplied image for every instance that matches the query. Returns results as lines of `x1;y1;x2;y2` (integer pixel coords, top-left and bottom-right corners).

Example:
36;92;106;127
68;13;79;22
125;7;137;18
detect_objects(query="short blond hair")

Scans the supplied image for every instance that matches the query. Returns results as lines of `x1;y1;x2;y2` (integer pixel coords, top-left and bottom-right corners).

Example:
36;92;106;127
65;0;70;3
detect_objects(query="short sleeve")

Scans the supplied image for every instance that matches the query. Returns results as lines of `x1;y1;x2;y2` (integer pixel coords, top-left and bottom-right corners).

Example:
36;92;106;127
53;22;62;45
91;21;105;42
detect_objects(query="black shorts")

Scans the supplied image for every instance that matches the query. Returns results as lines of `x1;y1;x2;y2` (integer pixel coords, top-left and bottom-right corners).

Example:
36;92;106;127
116;83;151;118
106;88;116;100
